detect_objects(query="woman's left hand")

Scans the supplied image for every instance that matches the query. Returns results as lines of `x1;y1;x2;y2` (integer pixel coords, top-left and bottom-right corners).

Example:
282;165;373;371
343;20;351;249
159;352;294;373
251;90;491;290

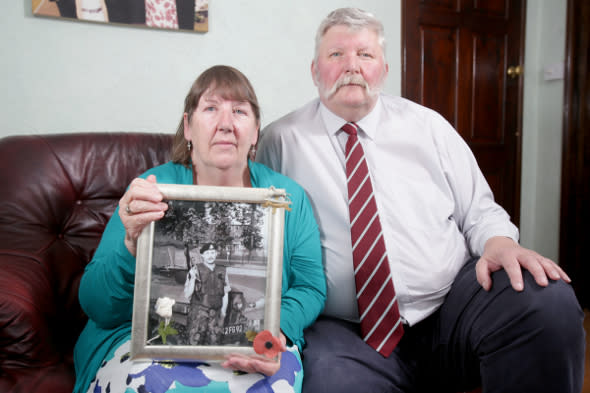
221;333;287;376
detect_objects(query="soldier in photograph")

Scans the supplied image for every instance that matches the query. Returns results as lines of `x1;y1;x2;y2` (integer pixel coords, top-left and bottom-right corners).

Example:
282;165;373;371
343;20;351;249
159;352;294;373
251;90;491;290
183;242;231;345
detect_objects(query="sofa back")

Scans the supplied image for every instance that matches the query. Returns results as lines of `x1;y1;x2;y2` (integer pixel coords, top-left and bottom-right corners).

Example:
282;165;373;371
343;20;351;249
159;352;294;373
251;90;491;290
0;132;173;372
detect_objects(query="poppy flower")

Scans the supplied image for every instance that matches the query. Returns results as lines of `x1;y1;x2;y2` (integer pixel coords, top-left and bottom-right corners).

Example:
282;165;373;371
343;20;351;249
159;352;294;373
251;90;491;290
253;330;282;358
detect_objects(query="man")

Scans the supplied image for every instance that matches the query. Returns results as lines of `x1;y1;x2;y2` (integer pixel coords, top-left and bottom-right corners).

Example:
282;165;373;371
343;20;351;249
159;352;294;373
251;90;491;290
184;242;231;345
256;7;584;393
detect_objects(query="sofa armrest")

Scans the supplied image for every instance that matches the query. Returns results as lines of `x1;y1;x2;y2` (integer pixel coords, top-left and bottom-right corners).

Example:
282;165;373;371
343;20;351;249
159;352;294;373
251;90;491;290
0;363;75;393
0;251;60;368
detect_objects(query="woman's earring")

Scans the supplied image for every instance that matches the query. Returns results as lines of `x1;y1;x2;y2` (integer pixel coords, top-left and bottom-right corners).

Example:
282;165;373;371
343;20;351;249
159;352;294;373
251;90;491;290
248;145;256;160
187;141;192;151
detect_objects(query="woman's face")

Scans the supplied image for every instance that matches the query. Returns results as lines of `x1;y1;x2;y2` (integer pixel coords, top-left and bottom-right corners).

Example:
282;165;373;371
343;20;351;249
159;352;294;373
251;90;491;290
184;88;259;175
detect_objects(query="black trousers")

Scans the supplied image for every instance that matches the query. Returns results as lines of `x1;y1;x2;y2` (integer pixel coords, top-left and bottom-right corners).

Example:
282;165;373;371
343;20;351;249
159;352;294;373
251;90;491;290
302;258;585;393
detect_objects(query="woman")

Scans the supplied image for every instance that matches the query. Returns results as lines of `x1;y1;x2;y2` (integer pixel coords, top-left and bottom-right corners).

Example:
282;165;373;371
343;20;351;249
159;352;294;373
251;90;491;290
72;65;326;393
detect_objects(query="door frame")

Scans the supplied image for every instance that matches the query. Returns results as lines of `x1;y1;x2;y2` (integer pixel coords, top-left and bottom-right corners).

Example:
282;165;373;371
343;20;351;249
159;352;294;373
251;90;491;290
560;0;590;307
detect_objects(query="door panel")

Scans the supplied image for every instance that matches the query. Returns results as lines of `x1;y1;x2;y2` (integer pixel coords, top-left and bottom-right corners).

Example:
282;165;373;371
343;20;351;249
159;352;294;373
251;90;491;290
421;26;458;125
471;33;506;142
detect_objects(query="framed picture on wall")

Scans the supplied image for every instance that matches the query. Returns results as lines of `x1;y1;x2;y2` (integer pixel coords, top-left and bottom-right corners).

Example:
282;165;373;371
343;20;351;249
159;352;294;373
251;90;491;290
131;184;288;362
32;0;209;32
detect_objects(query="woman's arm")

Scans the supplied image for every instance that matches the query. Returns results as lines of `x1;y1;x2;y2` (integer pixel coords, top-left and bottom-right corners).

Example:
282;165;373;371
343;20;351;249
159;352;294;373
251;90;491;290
279;185;327;348
79;175;168;328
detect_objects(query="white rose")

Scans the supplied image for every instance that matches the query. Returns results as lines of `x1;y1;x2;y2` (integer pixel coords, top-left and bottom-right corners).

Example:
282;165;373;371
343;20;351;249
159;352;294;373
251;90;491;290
155;297;176;325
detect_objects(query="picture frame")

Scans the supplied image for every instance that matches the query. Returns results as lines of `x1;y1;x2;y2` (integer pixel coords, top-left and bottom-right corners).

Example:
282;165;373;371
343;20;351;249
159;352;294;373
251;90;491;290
131;184;288;362
32;0;209;33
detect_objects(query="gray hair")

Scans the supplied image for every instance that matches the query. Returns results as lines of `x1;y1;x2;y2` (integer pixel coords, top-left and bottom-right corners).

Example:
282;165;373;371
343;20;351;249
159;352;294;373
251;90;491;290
314;8;386;62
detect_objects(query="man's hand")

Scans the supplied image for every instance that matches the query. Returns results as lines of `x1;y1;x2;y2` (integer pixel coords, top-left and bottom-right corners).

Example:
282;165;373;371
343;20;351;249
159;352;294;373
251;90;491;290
475;236;571;291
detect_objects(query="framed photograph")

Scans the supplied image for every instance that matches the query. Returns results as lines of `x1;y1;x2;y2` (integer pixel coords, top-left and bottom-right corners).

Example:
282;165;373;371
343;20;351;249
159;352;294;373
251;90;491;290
131;184;288;361
32;0;209;33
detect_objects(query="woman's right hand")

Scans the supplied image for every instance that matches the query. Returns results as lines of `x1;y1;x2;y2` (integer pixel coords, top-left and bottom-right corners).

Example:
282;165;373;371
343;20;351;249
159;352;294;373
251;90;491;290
221;333;287;376
118;174;168;256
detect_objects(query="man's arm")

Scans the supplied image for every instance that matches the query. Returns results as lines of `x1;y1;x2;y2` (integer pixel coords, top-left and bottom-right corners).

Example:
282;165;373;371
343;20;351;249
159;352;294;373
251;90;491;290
221;270;230;318
183;265;198;300
430;112;569;291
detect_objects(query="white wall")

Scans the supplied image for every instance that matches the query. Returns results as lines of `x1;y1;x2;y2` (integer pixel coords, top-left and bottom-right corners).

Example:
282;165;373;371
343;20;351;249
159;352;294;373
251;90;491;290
520;0;567;261
1;1;566;260
0;1;400;134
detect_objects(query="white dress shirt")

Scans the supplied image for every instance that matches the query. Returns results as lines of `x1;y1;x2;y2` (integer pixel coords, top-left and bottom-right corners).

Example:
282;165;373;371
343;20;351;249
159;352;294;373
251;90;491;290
256;94;519;325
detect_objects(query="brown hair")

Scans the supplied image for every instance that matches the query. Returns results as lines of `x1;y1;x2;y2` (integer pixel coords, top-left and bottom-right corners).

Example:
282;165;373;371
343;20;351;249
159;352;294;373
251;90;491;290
171;65;261;167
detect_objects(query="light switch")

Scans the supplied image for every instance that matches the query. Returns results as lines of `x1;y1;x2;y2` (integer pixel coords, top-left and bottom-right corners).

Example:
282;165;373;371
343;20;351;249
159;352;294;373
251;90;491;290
543;62;564;81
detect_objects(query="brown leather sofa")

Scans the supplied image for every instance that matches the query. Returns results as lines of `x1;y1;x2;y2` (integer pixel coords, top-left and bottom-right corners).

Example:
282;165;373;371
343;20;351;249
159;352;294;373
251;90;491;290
0;132;482;393
0;132;173;393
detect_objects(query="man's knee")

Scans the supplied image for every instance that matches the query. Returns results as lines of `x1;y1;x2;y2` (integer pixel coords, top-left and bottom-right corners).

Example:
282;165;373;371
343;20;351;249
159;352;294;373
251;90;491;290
470;272;585;366
523;277;584;346
475;276;585;392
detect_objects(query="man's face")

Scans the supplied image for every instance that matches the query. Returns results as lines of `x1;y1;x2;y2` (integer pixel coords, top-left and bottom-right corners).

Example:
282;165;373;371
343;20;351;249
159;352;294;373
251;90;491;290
312;25;388;121
201;249;217;265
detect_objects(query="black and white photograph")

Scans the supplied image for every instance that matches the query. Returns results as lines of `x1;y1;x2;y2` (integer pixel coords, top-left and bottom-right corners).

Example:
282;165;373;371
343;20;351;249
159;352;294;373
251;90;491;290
131;184;286;361
149;199;267;347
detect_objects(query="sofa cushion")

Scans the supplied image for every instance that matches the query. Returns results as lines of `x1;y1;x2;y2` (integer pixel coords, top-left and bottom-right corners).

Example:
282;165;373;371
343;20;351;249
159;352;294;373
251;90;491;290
0;132;173;392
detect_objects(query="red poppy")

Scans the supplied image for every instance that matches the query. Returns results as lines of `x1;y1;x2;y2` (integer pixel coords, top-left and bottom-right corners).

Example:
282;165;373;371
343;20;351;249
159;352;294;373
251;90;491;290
253;330;281;359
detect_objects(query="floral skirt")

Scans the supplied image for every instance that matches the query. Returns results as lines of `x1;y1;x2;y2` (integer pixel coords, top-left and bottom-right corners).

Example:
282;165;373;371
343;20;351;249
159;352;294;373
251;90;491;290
87;340;303;393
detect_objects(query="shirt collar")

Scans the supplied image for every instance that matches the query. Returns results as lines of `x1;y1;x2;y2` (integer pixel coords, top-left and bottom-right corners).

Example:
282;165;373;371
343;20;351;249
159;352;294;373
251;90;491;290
318;95;383;140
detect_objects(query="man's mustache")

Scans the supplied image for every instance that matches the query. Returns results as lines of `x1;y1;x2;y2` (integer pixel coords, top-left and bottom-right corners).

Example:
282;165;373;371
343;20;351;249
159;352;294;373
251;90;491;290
326;74;370;97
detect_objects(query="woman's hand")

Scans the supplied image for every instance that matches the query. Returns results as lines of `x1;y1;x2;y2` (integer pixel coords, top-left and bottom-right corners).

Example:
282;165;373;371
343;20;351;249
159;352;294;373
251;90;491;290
220;333;287;376
118;175;168;256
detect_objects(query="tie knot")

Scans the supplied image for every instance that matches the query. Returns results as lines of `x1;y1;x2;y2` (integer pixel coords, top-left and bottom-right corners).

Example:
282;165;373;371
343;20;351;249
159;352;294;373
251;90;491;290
341;123;358;137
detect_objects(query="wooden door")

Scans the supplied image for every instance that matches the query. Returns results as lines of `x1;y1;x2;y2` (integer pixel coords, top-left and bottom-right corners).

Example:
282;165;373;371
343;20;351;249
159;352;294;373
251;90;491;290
402;0;525;225
560;0;590;307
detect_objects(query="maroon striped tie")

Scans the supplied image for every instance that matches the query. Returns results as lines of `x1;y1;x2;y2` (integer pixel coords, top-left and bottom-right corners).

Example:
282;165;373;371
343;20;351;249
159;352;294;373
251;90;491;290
342;122;404;357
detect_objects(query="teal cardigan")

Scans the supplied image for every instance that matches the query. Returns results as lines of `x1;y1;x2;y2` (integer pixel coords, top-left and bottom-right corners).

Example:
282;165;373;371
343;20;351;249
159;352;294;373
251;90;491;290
73;160;326;393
